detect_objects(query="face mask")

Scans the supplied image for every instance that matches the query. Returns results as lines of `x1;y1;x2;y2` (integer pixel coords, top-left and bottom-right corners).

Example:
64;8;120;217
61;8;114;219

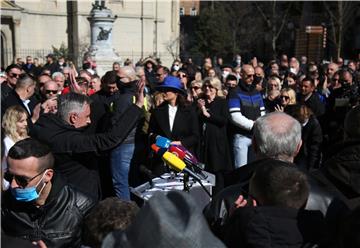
253;76;262;84
222;71;230;79
10;171;47;202
236;59;241;65
290;67;297;74
173;65;180;71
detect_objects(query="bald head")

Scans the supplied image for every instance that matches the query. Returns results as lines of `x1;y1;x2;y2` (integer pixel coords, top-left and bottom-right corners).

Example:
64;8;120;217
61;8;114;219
43;81;59;99
253;112;302;162
241;64;255;85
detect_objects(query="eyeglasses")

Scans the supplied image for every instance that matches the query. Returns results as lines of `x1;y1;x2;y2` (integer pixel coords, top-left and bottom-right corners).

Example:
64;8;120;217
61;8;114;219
245;74;254;78
4;170;45;188
45;90;58;94
280;95;290;100
9;73;21;78
191;86;201;90
177;74;187;79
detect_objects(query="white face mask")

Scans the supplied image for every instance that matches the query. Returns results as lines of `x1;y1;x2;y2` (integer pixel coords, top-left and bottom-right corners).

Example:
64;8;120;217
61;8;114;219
290;67;297;74
222;71;230;79
173;65;180;71
236;59;241;64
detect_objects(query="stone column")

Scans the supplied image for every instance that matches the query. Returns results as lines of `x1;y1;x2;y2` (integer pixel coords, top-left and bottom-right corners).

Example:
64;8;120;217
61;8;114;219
87;5;121;77
13;19;21;62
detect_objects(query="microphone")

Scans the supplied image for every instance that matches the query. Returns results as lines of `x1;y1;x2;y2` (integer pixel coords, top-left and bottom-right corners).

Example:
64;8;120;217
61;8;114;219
151;144;203;182
168;145;207;179
155;136;171;149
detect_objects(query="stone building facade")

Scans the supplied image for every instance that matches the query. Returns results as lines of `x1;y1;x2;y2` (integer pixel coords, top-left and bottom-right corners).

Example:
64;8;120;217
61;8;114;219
1;0;180;71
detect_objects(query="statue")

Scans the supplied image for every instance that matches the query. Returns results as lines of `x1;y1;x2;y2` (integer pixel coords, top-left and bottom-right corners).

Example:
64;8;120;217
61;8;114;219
97;27;112;41
92;0;107;10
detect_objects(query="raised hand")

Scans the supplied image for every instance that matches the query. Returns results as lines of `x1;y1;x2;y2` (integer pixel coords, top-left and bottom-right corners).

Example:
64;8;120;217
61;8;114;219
135;80;145;108
69;69;82;94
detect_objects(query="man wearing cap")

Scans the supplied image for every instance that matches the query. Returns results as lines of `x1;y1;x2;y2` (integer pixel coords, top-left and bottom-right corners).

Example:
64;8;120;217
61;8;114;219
148;76;200;175
43;54;60;75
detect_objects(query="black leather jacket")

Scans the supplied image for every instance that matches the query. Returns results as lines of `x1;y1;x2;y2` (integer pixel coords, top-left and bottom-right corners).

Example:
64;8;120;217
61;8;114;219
2;173;96;248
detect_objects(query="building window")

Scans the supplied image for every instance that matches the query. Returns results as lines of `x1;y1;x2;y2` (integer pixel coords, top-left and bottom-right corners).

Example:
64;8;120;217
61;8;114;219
190;7;197;16
180;7;185;16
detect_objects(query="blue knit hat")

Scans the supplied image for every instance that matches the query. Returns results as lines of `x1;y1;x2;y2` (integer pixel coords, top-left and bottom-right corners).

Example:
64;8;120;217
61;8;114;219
156;76;186;95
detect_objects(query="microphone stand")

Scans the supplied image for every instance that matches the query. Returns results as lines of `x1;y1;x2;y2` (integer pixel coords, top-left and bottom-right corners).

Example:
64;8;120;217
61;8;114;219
183;173;190;192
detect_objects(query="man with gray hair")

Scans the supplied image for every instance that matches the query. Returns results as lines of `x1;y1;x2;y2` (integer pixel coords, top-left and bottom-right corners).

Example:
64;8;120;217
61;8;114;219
31;81;145;201
52;71;66;92
204;112;346;238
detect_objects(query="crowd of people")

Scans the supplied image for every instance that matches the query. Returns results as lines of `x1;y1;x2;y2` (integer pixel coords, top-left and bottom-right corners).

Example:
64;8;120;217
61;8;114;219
1;51;360;247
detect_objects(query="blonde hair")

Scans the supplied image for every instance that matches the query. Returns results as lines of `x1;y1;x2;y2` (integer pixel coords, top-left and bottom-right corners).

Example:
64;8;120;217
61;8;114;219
190;79;203;88
203;77;225;98
281;88;297;105
2;105;29;142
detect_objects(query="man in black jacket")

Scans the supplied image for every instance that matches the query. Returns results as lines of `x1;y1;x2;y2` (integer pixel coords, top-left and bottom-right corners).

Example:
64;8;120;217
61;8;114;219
31;87;144;201
317;105;360;209
1;64;22;102
298;76;325;117
1;74;39;128
2;138;95;248
110;66;146;200
204;112;348;239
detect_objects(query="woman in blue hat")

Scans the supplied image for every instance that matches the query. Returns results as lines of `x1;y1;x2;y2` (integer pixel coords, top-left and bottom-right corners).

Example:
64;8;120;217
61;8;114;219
148;76;200;175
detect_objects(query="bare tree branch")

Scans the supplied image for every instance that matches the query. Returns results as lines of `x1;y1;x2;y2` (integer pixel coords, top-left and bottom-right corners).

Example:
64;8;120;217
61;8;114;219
275;2;292;39
254;2;271;27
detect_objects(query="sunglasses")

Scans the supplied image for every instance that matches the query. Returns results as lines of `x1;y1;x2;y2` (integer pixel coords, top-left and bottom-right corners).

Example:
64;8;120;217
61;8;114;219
9;73;21;78
191;86;201;90
177;74;187;79
4;170;45;188
45;90;58;94
280;95;290;100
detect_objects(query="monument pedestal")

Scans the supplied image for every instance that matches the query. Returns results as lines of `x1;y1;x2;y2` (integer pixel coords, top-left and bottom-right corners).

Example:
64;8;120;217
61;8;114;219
87;6;121;76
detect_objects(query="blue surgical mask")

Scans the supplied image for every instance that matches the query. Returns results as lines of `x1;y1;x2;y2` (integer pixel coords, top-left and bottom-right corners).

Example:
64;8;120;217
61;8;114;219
10;171;47;202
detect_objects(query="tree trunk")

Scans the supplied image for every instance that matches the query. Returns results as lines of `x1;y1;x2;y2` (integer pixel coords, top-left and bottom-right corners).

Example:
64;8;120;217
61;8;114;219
272;0;277;59
337;1;343;58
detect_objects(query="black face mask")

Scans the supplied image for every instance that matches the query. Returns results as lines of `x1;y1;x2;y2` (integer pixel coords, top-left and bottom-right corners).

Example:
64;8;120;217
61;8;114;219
253;76;263;84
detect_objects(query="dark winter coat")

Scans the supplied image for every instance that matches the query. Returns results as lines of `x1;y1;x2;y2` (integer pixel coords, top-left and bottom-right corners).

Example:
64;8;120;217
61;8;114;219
294;115;323;171
199;97;232;172
320;140;360;209
31;104;143;200
148;102;200;175
223;206;328;248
